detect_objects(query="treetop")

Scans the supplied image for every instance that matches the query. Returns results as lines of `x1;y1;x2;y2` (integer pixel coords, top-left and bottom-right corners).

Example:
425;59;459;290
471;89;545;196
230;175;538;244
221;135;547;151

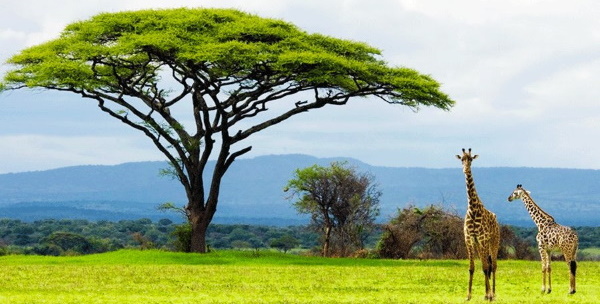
1;7;454;110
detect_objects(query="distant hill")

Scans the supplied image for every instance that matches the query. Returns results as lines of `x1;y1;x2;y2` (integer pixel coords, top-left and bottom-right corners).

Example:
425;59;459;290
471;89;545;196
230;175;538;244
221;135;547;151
0;154;598;226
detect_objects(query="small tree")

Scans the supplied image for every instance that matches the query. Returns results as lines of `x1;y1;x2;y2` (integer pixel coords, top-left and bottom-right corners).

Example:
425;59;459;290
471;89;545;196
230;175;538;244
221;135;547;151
132;232;155;250
1;8;454;253
285;162;380;257
270;234;300;253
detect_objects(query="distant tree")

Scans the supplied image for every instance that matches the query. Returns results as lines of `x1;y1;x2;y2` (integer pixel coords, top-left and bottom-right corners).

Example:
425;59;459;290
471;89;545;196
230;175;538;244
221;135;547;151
1;8;454;252
228;227;256;243
231;240;252;249
270;234;300;253
43;232;95;255
285;162;381;257
158;218;173;226
132;232;155;250
248;238;264;252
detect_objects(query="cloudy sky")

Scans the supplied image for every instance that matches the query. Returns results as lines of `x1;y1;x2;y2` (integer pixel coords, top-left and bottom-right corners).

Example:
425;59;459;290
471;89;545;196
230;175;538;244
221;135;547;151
1;0;599;173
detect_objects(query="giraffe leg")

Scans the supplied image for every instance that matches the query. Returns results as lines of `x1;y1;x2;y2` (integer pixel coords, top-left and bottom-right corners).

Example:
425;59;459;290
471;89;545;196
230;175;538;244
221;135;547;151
541;266;546;294
564;246;577;294
569;260;577;294
481;254;492;300
467;257;474;300
465;244;475;301
539;248;550;294
547;263;552;294
491;256;497;300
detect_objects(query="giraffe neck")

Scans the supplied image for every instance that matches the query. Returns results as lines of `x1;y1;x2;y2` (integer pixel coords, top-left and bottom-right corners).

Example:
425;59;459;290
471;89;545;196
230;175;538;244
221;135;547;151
521;192;555;230
463;166;483;210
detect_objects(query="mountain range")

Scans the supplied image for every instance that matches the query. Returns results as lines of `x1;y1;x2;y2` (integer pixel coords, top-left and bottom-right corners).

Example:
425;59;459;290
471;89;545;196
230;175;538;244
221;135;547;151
0;154;598;226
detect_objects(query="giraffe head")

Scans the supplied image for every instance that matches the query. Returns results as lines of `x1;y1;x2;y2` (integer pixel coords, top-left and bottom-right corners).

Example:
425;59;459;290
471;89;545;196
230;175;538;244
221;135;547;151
507;184;530;202
455;148;478;172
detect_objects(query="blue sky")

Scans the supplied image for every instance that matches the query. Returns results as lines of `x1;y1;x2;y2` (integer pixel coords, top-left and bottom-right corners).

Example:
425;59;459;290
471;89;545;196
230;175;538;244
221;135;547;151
1;0;599;173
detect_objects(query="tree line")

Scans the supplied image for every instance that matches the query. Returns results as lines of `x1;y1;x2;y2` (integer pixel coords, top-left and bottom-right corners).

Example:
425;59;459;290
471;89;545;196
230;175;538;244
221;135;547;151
0;218;316;256
1;217;599;259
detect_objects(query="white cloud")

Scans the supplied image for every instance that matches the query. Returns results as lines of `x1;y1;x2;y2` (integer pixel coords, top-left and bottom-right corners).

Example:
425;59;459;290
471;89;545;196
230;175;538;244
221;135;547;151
0;29;25;40
1;0;599;171
398;0;596;25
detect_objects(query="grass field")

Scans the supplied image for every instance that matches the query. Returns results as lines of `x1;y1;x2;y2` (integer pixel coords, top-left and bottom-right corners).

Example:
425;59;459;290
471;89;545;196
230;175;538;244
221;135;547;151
0;250;598;303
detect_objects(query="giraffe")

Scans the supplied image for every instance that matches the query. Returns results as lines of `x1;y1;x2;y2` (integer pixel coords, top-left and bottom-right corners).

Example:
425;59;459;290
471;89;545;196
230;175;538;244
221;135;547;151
456;148;500;301
507;184;578;294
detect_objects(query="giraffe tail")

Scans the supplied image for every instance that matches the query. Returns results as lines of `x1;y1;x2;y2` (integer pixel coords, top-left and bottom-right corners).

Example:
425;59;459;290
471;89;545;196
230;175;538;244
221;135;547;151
570;260;577;276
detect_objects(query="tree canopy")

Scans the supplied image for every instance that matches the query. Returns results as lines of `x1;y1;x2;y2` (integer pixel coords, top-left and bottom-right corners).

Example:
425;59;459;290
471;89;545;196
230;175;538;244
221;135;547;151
2;8;453;109
1;8;454;253
285;162;381;257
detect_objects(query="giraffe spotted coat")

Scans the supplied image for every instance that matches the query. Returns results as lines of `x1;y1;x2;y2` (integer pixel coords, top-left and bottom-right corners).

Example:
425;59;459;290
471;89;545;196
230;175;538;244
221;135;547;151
508;184;578;294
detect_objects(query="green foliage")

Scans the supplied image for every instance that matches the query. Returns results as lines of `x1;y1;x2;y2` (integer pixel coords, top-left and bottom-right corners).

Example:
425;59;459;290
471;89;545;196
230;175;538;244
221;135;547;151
286;162;381;257
0;219;321;255
171;223;192;253
270;234;300;253
1;8;453;109
42;232;97;255
0;217;599;260
0;250;599;303
157;202;188;219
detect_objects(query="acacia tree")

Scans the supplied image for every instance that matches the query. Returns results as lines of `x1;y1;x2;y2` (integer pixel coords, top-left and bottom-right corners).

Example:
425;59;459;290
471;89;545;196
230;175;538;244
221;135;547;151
285;162;381;257
0;8;454;253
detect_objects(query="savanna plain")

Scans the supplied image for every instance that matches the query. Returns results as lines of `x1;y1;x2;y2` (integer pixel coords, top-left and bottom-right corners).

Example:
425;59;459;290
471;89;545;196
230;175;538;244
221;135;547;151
0;250;598;304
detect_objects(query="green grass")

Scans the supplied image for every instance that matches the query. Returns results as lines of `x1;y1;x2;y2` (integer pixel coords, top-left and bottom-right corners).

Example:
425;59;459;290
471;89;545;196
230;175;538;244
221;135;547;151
1;250;598;303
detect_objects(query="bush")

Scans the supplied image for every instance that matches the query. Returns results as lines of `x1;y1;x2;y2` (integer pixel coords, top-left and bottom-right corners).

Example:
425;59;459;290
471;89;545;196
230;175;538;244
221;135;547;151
172;223;192;252
378;205;466;259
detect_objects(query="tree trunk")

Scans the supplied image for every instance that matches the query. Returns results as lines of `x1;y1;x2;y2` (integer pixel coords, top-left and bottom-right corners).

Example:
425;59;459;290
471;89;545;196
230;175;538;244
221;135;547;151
187;192;215;253
184;141;244;253
186;167;222;253
323;226;332;257
190;214;209;253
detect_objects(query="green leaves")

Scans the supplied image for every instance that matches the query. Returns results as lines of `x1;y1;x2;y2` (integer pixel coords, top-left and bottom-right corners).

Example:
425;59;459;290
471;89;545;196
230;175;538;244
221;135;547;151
1;8;453;110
